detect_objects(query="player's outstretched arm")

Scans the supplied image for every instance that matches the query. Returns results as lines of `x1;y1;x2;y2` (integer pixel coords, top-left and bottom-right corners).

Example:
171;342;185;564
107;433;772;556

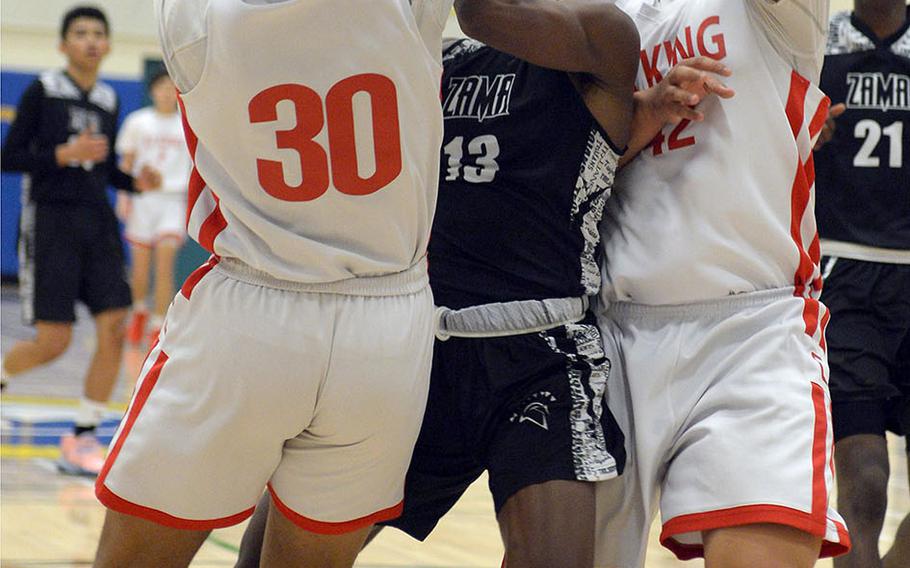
455;0;639;146
454;0;639;75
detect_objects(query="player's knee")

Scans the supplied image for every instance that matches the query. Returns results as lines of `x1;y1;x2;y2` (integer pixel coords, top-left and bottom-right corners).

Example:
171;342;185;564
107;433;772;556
96;310;129;346
843;470;889;524
37;329;72;360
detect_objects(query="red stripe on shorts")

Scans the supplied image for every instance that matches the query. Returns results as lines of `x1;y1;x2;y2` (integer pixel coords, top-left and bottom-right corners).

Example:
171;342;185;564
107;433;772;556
267;483;403;535
810;382;828;524
96;350;168;489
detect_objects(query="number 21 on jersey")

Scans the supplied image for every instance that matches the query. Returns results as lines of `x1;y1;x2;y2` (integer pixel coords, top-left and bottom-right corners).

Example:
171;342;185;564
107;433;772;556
248;73;403;202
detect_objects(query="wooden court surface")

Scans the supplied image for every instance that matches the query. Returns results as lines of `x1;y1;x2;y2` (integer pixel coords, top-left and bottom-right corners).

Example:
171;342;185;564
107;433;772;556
1;286;907;567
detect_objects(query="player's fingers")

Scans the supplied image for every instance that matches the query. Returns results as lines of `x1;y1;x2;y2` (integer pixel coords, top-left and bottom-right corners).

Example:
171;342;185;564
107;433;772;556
679;56;732;77
703;77;736;99
667;65;708;87
670;102;704;123
665;85;700;106
829;103;847;118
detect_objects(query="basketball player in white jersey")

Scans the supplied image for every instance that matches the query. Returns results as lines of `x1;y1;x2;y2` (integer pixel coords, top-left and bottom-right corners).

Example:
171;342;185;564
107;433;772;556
117;69;192;347
92;1;452;566
594;1;851;567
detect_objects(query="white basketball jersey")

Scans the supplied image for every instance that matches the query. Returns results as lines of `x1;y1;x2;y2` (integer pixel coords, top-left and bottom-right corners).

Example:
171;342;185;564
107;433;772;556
116;107;191;195
602;0;830;305
168;0;446;283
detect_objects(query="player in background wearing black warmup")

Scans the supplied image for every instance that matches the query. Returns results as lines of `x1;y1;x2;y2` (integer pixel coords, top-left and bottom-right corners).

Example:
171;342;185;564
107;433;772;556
0;6;160;476
814;2;910;567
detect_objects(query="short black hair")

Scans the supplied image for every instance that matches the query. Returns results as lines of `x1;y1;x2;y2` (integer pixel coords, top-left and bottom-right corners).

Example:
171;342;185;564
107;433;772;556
60;6;109;39
147;68;172;91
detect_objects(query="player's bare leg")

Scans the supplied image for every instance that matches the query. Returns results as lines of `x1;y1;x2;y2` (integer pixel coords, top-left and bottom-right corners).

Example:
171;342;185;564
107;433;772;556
130;244;152;310
882;450;910;568
2;321;73;377
236;492;271;568
84;308;128;402
703;524;822;568
497;480;595;568
260;499;372;568
153;239;179;318
237;494;385;568
93;510;210;568
833;434;890;568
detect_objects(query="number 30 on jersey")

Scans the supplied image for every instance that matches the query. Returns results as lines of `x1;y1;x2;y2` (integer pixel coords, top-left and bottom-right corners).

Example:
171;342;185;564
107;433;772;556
248;73;402;202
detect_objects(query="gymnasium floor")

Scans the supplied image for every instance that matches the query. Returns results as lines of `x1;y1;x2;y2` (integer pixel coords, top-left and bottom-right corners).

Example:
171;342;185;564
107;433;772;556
1;285;907;567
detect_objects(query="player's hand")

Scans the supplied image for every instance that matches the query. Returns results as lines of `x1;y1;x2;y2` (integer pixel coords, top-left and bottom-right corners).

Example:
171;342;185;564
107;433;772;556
65;127;110;163
135;164;162;192
114;192;131;221
644;56;735;125
813;103;846;151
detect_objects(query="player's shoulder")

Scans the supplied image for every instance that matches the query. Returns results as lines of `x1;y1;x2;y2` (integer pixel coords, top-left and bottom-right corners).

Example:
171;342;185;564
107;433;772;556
442;38;486;64
123;106;156;126
88;80;119;114
37;69;81;101
825;11;874;56
893;11;910;58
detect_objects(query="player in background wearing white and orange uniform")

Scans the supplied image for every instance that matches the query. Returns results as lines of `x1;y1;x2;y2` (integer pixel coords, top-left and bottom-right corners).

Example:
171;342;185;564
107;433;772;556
92;1;453;566
594;1;851;567
117;69;191;347
813;3;910;567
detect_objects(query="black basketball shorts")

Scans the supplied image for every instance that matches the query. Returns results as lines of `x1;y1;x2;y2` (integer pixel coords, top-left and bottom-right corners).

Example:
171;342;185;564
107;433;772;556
820;256;910;440
383;312;626;541
18;202;132;324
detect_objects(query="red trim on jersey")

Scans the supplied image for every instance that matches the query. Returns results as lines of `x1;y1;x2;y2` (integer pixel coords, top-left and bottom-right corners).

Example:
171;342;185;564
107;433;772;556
96;483;255;530
198;193;228;253
267;484;403;535
180;256;219;300
177;94;228;252
186;169;206;228
660;504;849;560
808;100;830;140
177;96;198;156
819;309;831;352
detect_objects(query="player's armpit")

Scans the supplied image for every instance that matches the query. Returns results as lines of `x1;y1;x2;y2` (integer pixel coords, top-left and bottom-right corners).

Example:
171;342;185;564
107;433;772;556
747;0;829;73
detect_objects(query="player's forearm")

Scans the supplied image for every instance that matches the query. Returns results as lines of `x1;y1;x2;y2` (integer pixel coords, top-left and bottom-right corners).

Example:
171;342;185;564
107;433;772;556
455;0;637;80
0;139;58;175
619;90;662;168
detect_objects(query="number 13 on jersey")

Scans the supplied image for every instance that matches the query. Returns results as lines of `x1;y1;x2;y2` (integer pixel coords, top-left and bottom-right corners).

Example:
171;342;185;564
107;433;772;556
248;73;403;202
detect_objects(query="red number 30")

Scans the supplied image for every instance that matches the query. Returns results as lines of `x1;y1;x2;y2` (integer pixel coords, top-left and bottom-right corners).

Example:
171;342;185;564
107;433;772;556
248;73;403;202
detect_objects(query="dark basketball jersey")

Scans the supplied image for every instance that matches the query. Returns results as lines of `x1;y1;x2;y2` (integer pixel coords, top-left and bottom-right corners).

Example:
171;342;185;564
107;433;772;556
429;39;622;309
815;10;910;252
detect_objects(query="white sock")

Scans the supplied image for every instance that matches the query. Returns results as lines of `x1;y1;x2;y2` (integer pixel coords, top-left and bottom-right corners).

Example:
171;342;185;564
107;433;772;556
75;397;108;429
133;300;148;313
149;314;165;329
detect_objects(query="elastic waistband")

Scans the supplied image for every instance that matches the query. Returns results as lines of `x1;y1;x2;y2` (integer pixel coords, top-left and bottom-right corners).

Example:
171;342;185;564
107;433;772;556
215;257;428;297
607;287;800;321
436;296;589;340
821;240;910;265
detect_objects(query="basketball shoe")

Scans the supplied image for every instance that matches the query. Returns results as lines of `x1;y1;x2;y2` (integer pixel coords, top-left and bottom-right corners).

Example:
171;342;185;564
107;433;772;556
58;432;106;477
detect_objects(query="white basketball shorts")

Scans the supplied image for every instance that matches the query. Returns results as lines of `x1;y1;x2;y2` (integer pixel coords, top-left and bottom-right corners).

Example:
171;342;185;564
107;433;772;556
124;193;187;247
96;257;435;533
594;288;850;567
